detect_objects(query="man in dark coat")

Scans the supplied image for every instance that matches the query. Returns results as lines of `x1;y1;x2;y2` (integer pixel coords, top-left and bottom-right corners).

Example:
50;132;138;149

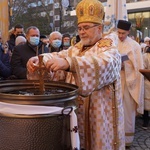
7;24;25;52
11;26;48;79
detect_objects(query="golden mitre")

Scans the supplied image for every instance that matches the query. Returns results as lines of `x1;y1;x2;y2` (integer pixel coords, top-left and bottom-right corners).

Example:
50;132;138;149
76;0;104;24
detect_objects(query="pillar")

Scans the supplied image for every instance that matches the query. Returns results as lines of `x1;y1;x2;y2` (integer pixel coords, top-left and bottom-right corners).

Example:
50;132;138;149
0;0;9;43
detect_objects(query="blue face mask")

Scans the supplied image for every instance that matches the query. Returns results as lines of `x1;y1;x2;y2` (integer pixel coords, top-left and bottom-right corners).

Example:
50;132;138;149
29;36;39;46
51;40;62;48
63;41;70;47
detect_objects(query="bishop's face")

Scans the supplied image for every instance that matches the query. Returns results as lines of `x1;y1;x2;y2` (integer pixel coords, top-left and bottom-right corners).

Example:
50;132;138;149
77;22;102;46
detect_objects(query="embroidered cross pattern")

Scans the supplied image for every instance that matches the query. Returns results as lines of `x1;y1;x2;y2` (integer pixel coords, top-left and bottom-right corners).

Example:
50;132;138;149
98;38;112;48
71;126;78;133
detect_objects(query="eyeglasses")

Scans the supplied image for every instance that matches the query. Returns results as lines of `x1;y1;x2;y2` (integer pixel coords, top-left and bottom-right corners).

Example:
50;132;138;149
77;24;99;32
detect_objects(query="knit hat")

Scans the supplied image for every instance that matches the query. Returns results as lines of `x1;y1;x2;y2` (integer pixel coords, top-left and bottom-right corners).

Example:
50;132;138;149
144;37;150;42
15;36;26;46
40;35;47;39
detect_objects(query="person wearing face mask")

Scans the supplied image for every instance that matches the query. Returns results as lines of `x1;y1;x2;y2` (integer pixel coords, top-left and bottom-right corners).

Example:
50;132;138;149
10;26;49;79
48;31;63;52
61;34;71;50
7;24;25;52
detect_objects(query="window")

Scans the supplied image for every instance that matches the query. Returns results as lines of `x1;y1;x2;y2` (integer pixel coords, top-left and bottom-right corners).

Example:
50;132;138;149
50;11;54;16
41;12;46;17
128;11;150;37
55;27;60;31
49;0;54;4
37;1;42;6
28;3;37;8
54;3;60;8
54;15;60;21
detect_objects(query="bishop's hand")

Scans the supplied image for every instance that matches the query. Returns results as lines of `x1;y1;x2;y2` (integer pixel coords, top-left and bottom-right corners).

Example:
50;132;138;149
27;56;39;73
45;57;69;72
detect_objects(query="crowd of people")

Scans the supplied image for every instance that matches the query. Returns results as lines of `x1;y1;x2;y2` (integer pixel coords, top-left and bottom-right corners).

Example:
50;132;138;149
0;0;150;149
0;25;81;80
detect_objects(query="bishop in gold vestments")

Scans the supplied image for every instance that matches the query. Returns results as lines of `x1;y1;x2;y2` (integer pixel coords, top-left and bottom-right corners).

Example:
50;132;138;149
27;0;125;149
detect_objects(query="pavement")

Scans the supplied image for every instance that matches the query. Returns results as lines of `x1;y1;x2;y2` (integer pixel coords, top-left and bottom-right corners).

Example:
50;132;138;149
126;115;150;150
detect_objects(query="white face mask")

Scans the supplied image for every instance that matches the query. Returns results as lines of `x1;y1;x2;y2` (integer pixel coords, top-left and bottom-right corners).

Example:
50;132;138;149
29;37;39;46
63;41;70;47
51;40;62;48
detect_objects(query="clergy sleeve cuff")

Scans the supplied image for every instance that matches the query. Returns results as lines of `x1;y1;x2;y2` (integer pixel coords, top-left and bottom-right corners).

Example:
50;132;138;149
41;53;53;65
65;57;76;72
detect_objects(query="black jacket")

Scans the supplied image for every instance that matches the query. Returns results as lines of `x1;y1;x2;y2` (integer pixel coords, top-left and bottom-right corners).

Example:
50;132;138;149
0;44;11;79
7;34;16;52
7;34;26;52
11;41;49;79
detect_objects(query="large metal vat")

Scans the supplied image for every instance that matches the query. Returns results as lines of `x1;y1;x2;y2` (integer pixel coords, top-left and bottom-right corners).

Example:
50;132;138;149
0;80;78;150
